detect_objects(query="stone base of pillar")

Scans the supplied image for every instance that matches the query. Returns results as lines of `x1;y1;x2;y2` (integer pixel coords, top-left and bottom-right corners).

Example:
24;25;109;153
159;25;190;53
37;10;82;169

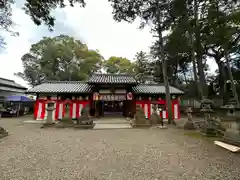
0;126;8;138
184;121;196;130
41;122;55;128
74;124;95;129
201;127;218;137
223;129;240;147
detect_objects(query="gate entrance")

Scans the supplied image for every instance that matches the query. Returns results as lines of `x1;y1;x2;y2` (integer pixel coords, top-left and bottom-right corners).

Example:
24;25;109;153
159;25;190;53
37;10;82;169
103;101;123;116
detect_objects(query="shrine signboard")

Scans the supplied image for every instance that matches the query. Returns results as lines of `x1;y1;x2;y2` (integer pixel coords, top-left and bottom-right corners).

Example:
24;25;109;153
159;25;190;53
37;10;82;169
100;94;126;101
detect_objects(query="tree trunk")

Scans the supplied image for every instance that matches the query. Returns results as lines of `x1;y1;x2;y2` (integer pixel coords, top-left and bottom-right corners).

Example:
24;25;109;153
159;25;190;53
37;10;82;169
194;0;208;98
224;51;240;107
187;30;202;99
156;4;174;124
158;29;174;124
216;59;228;104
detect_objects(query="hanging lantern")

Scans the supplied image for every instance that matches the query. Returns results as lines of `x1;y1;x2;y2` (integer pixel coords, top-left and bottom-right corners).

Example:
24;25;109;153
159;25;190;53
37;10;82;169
85;96;89;100
79;96;83;100
127;92;133;100
93;92;99;100
149;97;152;100
158;97;162;100
58;96;61;100
72;96;76;100
139;96;142;100
51;96;57;101
172;95;176;99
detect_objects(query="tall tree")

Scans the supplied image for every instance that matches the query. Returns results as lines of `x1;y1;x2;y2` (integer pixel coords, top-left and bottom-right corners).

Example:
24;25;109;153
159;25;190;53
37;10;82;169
202;0;240;104
103;56;135;74
134;51;153;83
108;0;177;124
15;35;103;86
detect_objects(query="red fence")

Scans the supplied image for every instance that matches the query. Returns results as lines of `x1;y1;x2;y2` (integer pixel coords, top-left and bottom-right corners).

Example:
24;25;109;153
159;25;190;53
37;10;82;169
34;100;89;120
136;99;180;119
34;99;180;120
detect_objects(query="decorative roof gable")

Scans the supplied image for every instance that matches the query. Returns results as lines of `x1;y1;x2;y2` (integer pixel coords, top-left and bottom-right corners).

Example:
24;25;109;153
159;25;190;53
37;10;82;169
88;74;137;84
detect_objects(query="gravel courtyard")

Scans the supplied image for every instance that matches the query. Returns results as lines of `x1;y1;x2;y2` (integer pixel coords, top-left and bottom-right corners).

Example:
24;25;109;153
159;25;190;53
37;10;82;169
0;117;240;180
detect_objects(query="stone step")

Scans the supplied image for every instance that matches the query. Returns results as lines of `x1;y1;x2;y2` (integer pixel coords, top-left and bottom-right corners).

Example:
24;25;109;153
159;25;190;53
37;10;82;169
94;123;132;130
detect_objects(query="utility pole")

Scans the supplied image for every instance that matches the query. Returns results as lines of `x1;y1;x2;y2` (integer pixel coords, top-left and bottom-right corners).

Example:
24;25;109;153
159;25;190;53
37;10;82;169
156;2;174;124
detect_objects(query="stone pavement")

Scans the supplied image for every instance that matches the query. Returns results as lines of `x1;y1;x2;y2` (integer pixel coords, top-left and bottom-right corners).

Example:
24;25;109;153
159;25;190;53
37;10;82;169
94;117;132;129
0;117;240;180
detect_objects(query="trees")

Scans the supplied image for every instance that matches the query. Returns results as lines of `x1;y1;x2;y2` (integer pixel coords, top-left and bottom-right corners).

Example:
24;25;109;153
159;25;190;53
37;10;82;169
134;51;153;83
108;0;240;107
0;0;86;47
15;35;103;86
103;56;135;74
0;0;19;47
22;0;86;29
108;0;176;123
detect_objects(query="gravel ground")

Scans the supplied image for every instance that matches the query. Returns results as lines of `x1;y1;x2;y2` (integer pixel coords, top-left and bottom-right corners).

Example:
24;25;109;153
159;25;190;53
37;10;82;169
0;117;240;180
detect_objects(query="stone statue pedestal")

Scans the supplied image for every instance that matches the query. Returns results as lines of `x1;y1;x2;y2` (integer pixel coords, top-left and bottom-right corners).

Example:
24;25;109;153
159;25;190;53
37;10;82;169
74;105;95;129
150;112;162;125
223;119;240;146
132;105;150;128
150;104;163;126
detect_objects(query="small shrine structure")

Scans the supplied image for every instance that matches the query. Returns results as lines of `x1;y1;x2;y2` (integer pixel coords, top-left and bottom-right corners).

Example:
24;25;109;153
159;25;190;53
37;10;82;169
27;74;184;120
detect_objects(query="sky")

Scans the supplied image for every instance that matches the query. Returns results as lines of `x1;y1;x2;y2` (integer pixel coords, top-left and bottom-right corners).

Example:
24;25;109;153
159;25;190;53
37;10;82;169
0;0;217;88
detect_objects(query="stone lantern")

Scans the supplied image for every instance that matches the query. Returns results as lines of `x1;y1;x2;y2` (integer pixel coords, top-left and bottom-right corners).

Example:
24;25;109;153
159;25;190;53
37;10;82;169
184;106;196;130
42;101;56;127
221;99;240;146
150;104;162;126
200;98;217;136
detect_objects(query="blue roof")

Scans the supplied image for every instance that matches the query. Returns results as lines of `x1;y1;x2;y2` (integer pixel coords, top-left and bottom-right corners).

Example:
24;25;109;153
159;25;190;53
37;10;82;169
6;95;34;102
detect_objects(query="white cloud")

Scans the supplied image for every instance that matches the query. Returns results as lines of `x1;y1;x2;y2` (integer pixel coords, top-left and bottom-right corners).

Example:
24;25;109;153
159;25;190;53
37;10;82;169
0;0;217;88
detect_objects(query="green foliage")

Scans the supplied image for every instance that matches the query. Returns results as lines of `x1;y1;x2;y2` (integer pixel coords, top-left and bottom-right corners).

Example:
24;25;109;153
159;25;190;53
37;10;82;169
0;0;19;47
103;56;135;74
15;35;103;86
1;0;85;47
109;0;240;101
23;0;86;30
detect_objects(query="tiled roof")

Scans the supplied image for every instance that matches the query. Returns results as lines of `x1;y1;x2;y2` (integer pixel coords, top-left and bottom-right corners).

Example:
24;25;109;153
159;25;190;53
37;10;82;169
27;81;93;93
133;84;184;94
0;86;27;93
0;77;27;89
88;74;137;84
